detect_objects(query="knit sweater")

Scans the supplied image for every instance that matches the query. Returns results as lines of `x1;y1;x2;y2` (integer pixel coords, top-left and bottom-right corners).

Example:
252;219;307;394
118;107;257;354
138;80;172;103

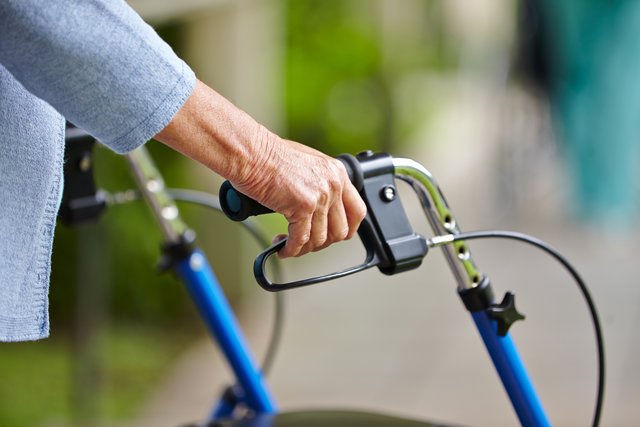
0;0;196;341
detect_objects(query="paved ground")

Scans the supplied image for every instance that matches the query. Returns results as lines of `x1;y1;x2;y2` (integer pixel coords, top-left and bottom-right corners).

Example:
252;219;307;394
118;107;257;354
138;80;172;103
125;89;640;427
126;146;640;427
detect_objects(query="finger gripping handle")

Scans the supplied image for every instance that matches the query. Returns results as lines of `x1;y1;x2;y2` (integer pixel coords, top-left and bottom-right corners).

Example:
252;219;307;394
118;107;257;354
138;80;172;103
219;181;273;221
219;154;361;222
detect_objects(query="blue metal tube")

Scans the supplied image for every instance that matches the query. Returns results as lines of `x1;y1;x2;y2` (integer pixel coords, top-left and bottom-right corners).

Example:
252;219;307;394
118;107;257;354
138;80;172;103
176;249;277;416
472;311;551;427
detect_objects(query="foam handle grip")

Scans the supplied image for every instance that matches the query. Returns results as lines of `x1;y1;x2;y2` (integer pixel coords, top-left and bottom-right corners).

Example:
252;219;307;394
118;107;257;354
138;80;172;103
219;154;363;222
219;181;273;221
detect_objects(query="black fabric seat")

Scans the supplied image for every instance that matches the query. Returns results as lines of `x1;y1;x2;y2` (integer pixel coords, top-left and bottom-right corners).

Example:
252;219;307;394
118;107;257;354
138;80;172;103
201;409;462;427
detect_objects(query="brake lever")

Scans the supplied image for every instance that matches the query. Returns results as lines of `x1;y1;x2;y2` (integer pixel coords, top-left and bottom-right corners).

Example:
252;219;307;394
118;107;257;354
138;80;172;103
220;152;428;291
253;239;380;292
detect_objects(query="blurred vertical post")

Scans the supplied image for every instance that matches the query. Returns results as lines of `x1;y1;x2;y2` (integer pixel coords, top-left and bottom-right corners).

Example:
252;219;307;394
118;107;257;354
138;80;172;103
375;0;428;153
72;223;109;426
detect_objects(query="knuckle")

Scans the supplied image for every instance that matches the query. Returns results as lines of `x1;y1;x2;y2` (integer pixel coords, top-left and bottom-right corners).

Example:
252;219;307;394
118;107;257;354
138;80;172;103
329;171;343;192
314;232;328;247
296;230;311;245
355;200;367;220
339;226;349;240
295;196;316;216
316;188;329;207
330;226;349;242
325;159;344;188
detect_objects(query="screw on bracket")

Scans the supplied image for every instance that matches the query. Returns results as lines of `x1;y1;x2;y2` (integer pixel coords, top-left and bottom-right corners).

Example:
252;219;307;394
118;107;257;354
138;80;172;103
380;185;396;202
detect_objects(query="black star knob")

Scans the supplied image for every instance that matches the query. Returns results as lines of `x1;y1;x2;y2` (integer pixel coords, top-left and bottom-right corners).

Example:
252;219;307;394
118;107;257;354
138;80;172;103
487;292;525;336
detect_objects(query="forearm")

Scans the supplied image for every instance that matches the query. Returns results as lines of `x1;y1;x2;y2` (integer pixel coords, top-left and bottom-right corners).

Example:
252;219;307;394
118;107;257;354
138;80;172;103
154;80;270;187
154;79;367;258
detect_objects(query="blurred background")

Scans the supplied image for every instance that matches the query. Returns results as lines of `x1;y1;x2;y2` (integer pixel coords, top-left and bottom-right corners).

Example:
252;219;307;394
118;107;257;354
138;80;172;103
1;0;640;426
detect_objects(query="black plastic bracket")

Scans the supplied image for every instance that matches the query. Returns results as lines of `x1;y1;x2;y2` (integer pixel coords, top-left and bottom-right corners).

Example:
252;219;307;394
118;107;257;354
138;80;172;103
157;230;197;273
249;152;429;291
58;125;107;225
351;151;428;276
458;276;495;312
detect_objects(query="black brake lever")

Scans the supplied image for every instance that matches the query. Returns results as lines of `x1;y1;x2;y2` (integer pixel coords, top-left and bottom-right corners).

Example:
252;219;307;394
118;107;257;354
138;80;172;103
253;239;379;292
219;152;428;292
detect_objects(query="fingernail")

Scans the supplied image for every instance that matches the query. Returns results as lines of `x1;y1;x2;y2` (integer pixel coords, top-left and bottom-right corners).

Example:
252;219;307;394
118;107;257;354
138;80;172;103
272;234;287;245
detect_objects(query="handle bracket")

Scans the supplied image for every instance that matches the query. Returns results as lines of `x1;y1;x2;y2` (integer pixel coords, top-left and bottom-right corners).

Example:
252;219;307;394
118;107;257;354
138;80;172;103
220;152;429;291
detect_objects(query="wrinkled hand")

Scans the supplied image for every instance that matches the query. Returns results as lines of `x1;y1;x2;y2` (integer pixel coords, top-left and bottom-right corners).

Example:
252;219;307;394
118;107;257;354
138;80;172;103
232;130;366;258
155;79;366;257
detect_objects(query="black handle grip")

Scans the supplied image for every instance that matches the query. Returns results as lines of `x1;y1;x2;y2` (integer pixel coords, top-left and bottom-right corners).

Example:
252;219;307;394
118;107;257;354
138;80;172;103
219;154;362;222
219;181;273;221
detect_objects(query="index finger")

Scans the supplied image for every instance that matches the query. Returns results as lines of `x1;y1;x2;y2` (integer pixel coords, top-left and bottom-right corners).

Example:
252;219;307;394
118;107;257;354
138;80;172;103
278;219;311;258
341;181;367;240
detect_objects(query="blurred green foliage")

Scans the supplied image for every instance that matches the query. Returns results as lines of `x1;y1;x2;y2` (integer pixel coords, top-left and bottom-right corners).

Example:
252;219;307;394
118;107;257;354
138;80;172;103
285;1;383;154
284;0;457;155
0;326;194;427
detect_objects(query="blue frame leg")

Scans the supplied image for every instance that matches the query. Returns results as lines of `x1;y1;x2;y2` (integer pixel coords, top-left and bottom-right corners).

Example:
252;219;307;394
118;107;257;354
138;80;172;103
472;311;550;427
176;249;277;418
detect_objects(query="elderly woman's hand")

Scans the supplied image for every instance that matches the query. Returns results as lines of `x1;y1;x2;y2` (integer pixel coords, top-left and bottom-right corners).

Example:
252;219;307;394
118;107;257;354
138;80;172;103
155;79;366;257
234;132;366;257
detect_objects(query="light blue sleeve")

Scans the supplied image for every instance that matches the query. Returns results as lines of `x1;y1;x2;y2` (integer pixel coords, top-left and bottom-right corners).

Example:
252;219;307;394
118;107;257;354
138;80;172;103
0;66;64;341
0;0;196;342
0;0;196;153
